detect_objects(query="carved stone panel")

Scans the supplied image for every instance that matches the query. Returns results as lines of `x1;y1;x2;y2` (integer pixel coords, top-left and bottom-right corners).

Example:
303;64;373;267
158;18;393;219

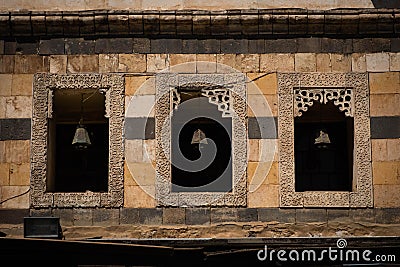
155;73;247;207
31;74;124;208
278;72;372;208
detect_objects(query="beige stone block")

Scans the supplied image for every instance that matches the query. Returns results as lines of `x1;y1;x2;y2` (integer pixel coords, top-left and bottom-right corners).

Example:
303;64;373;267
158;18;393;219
118;54;147;73
248;184;279;208
125;76;152;96
197;54;217;73
14;55;49;74
0;74;12;96
389;53;400;71
0;163;10;185
126;162;155;186
143;139;156;164
237;54;259;73
124;185;156;208
9;163;30;186
99;54;119;73
125;140;143;163
5;96;32;118
136;76;155;96
49;55;67;74
0;55;15;73
373;161;400;185
0;97;5;118
295;53;316;72
248;139;259;162
387;139;400;161
4;140;30;163
247;73;277;95
264;94;278;117
146;54;170;72
369;72;400;94
124;161;137;186
247;94;274;117
366;53;390;72
372;139;387;162
0;141;5;163
216;54;238;72
352;53;367;72
67;55;99;73
331;54;351;72
248;161;278;188
370;94;400;116
11;74;33;96
260;139;278;162
260;54;294;72
0;185;29;209
374;184;400;208
125;95;155;117
316;54;331;72
170;54;196;73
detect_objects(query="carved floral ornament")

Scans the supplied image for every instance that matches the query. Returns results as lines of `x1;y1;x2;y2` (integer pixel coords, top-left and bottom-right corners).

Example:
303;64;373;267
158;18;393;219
155;73;247;207
278;73;372;208
30;73;125;208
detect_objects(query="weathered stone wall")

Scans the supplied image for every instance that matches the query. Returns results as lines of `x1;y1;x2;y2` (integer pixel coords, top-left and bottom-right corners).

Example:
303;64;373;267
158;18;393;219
0;7;399;238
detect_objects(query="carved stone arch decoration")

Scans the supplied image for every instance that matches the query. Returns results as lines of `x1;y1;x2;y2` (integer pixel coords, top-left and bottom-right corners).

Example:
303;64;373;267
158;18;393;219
31;73;125;208
278;73;372;207
155;73;247;207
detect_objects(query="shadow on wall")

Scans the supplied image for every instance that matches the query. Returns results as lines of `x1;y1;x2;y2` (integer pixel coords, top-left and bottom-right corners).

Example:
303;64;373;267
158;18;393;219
371;0;400;7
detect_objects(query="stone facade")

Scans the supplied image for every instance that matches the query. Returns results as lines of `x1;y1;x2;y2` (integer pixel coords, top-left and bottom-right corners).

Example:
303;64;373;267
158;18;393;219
0;3;399;239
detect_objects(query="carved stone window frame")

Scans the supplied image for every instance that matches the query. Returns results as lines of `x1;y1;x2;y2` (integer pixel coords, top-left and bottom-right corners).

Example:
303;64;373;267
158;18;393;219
31;73;124;208
155;73;247;207
278;73;372;208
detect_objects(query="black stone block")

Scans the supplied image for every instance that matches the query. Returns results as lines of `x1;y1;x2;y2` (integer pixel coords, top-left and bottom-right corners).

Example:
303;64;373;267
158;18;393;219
0;209;29;224
371;116;400;139
39;38;65;55
65;38;95;54
133;38;151;53
0;118;31;140
120;208;140;224
185;208;210;225
258;208;295;223
221;39;248;54
138;208;163;224
237;208;258;222
95;38;133;54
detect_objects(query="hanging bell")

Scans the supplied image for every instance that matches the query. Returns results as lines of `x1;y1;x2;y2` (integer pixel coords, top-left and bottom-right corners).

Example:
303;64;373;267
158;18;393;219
191;129;208;144
314;129;331;149
72;124;91;150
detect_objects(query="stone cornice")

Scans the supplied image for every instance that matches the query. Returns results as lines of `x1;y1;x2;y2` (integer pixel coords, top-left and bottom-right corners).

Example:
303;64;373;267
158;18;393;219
0;8;399;37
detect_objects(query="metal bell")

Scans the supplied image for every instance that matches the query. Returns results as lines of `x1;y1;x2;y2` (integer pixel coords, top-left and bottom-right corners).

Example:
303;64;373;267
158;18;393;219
191;129;208;144
72;124;91;149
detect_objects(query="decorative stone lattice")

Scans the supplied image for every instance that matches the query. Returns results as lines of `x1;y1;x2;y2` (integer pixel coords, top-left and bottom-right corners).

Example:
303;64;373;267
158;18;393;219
31;74;125;208
294;88;353;117
155;73;247;207
278;72;372;208
201;89;231;117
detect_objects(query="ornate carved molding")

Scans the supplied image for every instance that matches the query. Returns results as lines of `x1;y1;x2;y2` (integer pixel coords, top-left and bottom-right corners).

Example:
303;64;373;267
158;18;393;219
155;73;247;207
278;72;372;208
31;73;124;208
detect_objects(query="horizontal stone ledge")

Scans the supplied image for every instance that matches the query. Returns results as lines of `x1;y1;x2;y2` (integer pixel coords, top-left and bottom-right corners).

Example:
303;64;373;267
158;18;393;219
0;8;399;37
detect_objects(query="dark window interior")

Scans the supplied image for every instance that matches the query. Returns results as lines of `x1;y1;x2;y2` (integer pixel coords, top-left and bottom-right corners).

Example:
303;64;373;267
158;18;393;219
47;89;109;193
171;93;232;192
294;101;354;192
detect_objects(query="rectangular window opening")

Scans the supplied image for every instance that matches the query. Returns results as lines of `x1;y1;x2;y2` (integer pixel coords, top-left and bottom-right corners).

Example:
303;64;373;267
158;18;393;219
46;89;109;193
